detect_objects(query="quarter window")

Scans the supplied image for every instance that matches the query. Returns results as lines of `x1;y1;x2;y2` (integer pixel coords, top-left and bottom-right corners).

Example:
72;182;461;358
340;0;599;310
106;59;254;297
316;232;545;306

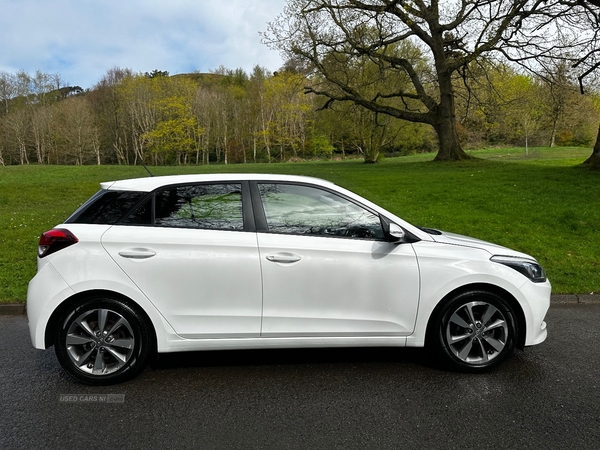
258;183;384;239
154;184;244;230
67;191;147;225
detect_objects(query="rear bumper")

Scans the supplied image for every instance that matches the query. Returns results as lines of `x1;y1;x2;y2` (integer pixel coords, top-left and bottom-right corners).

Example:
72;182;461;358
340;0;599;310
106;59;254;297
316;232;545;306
27;261;74;349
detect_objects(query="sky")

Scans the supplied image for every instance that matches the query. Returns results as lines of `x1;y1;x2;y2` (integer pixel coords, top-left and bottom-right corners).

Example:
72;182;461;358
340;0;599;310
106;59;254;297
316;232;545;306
0;0;287;89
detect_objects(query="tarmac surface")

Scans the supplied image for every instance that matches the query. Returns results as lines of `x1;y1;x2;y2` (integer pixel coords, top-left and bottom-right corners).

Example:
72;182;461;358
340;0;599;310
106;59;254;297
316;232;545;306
1;303;599;449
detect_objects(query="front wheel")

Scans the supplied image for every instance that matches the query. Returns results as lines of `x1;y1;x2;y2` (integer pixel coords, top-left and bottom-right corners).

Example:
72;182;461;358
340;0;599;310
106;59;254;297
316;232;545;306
432;291;518;372
55;297;152;385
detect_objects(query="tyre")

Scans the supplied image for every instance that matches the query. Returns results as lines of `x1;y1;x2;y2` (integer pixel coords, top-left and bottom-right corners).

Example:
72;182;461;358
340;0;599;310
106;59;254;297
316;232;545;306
432;290;517;372
54;297;152;385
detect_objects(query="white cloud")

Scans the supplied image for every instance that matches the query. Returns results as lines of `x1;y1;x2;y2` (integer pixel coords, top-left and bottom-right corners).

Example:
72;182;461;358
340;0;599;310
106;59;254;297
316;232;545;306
0;0;286;88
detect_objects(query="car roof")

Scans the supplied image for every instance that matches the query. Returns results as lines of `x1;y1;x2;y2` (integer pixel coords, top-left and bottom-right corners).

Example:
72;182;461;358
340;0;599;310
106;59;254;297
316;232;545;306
100;173;335;192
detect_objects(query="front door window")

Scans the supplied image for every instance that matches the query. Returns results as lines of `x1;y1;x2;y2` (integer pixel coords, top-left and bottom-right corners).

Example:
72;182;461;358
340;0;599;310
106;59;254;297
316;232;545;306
258;183;384;240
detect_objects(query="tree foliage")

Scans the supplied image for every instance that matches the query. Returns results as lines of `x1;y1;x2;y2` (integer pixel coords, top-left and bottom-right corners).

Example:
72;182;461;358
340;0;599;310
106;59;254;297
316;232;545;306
0;63;597;166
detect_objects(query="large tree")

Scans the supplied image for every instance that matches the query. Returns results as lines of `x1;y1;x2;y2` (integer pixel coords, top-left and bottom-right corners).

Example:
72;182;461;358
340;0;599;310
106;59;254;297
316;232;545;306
265;0;589;161
570;0;600;168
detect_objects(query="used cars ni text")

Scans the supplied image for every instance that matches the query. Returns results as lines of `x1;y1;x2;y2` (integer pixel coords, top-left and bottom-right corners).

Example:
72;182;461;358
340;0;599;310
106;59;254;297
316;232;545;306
27;174;550;384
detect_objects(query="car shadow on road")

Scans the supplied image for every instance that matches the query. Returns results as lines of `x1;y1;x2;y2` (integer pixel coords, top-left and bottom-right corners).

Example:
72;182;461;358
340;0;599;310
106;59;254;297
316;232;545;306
149;346;441;372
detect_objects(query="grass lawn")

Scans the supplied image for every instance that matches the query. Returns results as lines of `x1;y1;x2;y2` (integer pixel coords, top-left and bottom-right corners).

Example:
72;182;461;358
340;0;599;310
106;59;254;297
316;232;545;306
0;146;598;303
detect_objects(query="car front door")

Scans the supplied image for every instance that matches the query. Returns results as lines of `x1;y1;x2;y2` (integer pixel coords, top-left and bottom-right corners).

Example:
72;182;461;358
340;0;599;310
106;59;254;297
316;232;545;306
255;182;420;337
101;182;262;339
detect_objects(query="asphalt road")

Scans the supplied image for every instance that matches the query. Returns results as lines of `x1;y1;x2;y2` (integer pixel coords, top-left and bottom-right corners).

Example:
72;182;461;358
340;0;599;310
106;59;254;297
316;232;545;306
1;304;599;450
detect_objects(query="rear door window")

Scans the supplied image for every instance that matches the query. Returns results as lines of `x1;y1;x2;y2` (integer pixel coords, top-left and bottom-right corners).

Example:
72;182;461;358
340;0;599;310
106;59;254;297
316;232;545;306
154;183;244;230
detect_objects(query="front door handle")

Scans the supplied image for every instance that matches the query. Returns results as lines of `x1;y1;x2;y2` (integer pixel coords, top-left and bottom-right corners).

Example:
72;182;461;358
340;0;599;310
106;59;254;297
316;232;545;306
118;248;156;259
266;253;301;264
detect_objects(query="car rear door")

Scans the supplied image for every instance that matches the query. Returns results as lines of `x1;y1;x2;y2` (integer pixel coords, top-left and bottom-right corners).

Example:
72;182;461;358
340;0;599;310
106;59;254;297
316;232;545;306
101;182;263;339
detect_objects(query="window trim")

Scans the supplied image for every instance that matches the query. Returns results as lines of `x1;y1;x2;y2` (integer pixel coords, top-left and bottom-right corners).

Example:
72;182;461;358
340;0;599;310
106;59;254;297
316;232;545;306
119;193;154;226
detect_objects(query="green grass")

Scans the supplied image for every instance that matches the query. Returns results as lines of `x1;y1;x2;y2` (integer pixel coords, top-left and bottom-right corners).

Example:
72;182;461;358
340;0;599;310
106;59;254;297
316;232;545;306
0;146;598;302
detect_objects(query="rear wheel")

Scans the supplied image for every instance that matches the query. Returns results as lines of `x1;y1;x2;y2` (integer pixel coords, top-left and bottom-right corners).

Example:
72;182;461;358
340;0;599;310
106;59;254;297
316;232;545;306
55;297;152;385
432;290;517;372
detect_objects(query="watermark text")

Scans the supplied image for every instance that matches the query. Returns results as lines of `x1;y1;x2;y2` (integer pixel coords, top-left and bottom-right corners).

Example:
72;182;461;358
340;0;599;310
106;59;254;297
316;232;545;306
59;394;125;403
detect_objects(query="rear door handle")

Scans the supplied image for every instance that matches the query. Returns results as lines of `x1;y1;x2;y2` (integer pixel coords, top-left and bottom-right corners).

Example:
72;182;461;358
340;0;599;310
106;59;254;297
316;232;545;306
118;248;156;259
266;253;301;264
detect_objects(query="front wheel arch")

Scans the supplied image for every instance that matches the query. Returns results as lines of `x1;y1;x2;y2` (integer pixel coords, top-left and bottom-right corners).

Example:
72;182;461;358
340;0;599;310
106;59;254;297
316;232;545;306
425;284;526;372
427;288;520;371
425;284;526;352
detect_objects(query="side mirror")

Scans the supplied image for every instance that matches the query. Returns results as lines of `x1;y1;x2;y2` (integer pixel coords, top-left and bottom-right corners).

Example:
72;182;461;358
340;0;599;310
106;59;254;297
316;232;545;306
381;216;419;244
387;222;405;243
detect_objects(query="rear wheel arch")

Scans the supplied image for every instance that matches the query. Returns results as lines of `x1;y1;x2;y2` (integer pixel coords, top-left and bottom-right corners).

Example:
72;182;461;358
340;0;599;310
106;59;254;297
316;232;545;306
44;290;157;352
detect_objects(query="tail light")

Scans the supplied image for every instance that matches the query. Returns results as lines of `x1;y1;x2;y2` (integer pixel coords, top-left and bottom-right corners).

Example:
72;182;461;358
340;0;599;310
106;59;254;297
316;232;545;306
38;229;79;258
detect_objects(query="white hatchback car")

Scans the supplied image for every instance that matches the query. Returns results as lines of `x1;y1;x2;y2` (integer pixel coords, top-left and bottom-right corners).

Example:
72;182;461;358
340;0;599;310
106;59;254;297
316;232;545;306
27;174;550;384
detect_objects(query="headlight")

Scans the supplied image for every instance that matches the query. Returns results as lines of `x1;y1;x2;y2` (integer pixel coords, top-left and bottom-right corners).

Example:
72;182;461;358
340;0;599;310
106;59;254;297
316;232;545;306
491;256;547;283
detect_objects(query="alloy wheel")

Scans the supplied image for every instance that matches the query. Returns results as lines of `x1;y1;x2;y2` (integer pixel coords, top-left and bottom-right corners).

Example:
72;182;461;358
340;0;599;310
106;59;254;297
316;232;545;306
65;308;136;376
445;300;509;364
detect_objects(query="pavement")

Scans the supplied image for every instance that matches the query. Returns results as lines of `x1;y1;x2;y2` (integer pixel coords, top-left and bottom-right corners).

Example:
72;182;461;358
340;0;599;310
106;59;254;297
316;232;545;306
0;303;27;315
1;294;598;315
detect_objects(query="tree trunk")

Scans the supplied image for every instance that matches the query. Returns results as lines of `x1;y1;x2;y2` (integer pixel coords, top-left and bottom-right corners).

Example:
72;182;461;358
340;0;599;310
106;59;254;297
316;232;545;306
363;134;380;163
582;123;600;169
432;115;469;161
550;118;558;148
19;140;28;165
432;74;470;162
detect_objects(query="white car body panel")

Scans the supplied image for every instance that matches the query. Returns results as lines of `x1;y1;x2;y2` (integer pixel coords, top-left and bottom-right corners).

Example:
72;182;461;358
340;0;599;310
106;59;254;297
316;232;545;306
258;232;420;337
428;230;534;259
406;240;550;347
162;335;407;352
27;260;75;348
28;224;181;351
99;173;335;193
